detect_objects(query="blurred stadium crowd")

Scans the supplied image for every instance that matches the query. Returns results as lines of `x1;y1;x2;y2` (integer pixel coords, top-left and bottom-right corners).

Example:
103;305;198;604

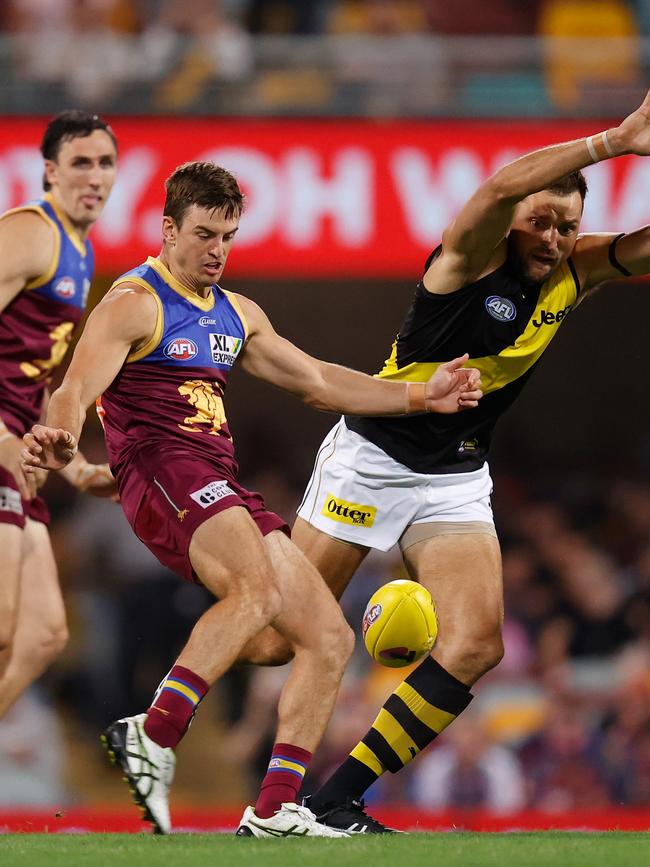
0;0;649;115
2;447;649;812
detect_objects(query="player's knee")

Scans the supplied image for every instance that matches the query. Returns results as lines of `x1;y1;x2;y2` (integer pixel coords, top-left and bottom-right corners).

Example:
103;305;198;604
457;630;504;680
242;581;283;632
315;614;355;674
35;620;69;665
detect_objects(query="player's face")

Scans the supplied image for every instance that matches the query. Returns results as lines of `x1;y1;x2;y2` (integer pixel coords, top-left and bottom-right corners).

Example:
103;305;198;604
44;129;117;230
167;205;240;288
509;190;583;284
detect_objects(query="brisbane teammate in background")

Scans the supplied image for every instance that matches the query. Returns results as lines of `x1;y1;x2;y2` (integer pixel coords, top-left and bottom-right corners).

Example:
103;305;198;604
242;92;650;833
0;111;118;719
22;160;482;837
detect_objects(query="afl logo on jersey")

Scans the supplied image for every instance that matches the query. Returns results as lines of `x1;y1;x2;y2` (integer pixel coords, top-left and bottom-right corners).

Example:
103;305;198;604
485;295;516;322
164;338;198;360
54;276;76;299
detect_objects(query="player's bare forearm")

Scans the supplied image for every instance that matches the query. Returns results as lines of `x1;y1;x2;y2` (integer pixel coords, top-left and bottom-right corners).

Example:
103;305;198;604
45;382;87;443
305;361;409;416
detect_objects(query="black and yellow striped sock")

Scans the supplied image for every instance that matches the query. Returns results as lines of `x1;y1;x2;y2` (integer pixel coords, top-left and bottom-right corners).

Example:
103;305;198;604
311;656;472;809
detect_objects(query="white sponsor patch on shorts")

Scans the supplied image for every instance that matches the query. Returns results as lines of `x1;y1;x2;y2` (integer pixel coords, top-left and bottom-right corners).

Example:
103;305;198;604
0;486;23;516
190;480;235;508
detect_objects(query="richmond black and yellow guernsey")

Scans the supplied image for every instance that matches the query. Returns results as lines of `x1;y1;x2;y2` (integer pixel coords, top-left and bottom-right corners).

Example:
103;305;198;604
345;248;582;474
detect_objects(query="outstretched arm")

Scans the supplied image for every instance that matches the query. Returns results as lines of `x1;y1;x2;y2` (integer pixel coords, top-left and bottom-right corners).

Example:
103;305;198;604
236;296;482;416
426;90;650;295
22;285;157;472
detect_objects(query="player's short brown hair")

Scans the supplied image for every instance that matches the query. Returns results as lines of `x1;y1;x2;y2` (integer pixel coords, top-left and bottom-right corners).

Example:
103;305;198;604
41;109;117;191
547;170;588;205
164;161;245;227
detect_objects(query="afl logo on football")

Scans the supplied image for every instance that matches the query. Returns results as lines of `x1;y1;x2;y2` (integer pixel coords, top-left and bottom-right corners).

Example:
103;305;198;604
54;276;76;299
485;295;516;322
164;338;198;360
362;603;382;638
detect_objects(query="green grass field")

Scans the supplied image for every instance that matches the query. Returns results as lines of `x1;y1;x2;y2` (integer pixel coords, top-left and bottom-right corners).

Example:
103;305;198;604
0;832;648;867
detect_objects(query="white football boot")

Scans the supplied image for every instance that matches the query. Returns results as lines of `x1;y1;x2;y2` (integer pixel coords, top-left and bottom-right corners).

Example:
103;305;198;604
101;712;175;834
236;802;352;838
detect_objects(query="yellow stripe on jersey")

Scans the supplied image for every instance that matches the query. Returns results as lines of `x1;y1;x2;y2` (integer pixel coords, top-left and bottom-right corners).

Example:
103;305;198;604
222;289;249;343
0;205;62;291
378;261;579;395
106;275;165;363
45;192;87;257
350;741;385;776
371;708;421;765
394;682;457;733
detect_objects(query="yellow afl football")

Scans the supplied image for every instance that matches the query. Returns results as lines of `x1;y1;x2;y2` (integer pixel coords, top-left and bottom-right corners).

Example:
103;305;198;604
362;579;438;668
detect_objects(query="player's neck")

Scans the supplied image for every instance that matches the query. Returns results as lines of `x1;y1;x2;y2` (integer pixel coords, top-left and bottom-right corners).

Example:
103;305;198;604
46;191;92;242
158;250;212;299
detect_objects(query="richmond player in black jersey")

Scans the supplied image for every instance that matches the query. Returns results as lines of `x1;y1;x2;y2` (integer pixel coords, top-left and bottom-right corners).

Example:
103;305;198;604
243;91;650;833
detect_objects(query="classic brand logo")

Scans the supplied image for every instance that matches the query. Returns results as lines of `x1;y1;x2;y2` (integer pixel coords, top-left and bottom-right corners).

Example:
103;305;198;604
321;494;377;527
362;603;382;637
54;276;75;299
485;295;516;322
189;480;235;508
198;316;217;327
532;305;572;327
209;333;242;366
164;337;198;360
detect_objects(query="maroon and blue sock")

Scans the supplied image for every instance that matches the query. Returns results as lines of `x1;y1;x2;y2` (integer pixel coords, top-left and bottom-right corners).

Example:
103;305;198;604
143;664;209;749
255;742;312;819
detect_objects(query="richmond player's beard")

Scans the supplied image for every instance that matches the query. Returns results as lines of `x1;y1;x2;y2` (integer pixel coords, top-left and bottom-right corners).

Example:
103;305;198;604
506;241;551;291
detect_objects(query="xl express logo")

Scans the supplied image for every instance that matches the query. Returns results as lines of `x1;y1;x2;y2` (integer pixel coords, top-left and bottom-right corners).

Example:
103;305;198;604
164;337;198;360
210;333;243;366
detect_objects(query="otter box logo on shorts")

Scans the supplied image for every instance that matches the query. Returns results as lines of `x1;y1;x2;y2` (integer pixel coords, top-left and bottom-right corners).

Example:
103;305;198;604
190;480;235;508
0;487;23;517
209;333;243;366
321;494;377;527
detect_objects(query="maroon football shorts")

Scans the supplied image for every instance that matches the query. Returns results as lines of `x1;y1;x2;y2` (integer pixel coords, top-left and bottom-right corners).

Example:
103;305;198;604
0;465;50;529
118;450;289;583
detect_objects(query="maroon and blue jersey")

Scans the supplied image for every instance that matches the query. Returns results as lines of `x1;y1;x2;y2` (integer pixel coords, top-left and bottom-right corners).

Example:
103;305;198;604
0;193;94;435
99;257;248;477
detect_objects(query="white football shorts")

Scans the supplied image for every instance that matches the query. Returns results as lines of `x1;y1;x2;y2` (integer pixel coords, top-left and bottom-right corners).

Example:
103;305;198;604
297;418;495;552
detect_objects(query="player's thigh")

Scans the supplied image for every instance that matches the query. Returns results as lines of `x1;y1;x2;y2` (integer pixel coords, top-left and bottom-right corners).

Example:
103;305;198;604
263;529;352;649
292;516;369;601
188;505;278;600
404;532;503;647
0;524;23;643
16;518;65;638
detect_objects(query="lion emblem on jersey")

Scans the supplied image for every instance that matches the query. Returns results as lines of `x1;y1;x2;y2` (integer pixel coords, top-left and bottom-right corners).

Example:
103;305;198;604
178;379;228;436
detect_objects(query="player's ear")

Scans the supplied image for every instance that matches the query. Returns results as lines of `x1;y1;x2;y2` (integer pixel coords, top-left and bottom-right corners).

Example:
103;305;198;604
43;159;57;190
162;215;177;246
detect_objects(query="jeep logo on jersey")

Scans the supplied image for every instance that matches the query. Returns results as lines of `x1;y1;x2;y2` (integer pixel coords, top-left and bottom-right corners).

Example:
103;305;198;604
532;305;572;327
209;333;242;366
485;295;516;322
164;337;198;360
54;276;76;299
